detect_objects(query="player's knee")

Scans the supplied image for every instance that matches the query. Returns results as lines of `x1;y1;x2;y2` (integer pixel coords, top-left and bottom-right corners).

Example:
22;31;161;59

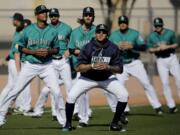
117;90;128;102
66;92;76;104
161;81;170;88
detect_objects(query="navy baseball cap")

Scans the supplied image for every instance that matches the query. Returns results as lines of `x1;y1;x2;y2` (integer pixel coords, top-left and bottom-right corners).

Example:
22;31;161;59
12;13;24;22
83;7;94;15
34;5;49;15
96;24;108;33
153;17;164;27
49;8;60;16
118;15;129;24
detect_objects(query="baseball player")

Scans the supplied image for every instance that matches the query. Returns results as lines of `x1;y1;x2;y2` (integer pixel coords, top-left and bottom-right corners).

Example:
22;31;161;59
67;7;96;126
62;24;128;132
0;13;31;114
24;8;73;120
109;15;162;115
147;17;179;113
0;5;65;127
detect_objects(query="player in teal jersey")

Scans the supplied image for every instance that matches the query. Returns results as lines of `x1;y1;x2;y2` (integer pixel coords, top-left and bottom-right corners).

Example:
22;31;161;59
109;15;162;115
0;5;65;127
25;8;73;121
147;17;180;113
0;13;31;114
67;7;96;127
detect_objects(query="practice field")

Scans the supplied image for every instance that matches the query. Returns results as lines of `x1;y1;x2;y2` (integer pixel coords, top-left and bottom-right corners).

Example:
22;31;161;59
0;105;180;135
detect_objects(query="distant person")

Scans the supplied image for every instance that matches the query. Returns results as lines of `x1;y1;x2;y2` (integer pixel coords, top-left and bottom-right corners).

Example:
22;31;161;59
147;17;180;113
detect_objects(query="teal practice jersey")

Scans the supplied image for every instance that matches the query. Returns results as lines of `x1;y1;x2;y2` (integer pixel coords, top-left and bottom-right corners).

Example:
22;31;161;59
68;25;96;50
17;23;59;64
68;25;96;66
51;22;72;58
109;28;145;64
147;28;177;48
9;31;22;60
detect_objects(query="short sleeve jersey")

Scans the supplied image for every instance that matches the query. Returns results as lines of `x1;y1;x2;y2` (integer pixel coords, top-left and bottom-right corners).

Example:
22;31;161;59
9;31;22;59
17;23;59;64
147;28;177;58
50;22;72;58
109;28;145;64
68;25;96;66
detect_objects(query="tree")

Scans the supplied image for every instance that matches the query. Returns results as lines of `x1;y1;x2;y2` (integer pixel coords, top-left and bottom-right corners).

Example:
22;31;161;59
98;0;136;31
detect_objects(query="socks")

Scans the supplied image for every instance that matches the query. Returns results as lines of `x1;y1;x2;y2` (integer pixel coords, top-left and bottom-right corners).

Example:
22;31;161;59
112;101;127;124
65;102;75;126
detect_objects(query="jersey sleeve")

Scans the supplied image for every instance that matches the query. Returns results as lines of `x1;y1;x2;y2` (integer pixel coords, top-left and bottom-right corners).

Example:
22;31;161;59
13;34;22;54
135;32;145;45
77;45;90;65
68;32;76;49
147;34;154;48
111;46;123;66
170;31;178;45
16;30;28;48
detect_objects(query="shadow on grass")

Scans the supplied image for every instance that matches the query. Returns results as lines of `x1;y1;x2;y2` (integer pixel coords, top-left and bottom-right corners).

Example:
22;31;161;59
127;113;162;117
0;126;60;130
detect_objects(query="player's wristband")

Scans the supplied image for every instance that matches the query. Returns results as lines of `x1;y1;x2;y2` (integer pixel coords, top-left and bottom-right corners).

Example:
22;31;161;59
91;63;94;69
107;65;111;71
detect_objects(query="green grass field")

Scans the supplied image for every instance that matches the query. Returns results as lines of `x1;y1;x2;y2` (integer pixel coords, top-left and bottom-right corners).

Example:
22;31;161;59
0;105;180;135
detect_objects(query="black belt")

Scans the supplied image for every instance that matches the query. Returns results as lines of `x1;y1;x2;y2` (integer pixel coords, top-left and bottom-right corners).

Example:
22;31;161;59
156;53;174;58
53;56;63;60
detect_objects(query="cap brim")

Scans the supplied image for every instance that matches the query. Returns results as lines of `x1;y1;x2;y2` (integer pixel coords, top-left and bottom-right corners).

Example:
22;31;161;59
49;13;59;16
36;9;49;14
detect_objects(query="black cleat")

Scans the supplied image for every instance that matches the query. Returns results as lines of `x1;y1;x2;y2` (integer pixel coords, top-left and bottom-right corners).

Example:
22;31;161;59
155;107;163;115
109;122;122;131
62;123;75;132
77;122;88;128
52;116;57;121
169;107;178;114
119;113;128;125
73;113;80;121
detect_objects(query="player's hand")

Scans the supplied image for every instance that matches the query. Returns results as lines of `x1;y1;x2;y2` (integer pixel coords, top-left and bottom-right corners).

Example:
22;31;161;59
92;63;110;70
64;50;70;58
5;55;10;61
34;48;48;57
159;44;168;51
74;49;81;55
119;42;133;50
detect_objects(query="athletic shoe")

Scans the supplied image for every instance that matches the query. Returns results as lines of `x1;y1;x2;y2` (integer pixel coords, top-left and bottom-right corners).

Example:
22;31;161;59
169;107;178;114
72;113;80;121
62;123;75;132
119;113;128;125
155;107;163;115
0;119;5;128
52;116;57;121
7;108;14;115
109;122;122;131
77;122;88;128
23;112;42;118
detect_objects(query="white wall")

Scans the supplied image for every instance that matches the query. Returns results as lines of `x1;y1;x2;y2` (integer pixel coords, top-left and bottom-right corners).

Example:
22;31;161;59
0;0;179;41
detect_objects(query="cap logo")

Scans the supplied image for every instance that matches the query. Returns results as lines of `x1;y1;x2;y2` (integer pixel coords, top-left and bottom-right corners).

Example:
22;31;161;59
86;7;90;12
41;5;45;10
121;16;124;21
155;19;159;23
100;24;105;29
52;9;55;12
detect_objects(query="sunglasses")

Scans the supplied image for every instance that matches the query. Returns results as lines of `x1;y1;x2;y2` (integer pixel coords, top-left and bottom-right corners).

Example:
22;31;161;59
154;25;163;28
83;13;94;17
96;30;108;34
49;14;59;18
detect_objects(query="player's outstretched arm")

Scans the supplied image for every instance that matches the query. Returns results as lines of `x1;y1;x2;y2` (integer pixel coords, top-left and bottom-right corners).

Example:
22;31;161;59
75;64;92;73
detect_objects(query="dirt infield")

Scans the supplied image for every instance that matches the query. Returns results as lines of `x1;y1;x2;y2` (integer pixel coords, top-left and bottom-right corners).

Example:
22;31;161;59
0;75;179;107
